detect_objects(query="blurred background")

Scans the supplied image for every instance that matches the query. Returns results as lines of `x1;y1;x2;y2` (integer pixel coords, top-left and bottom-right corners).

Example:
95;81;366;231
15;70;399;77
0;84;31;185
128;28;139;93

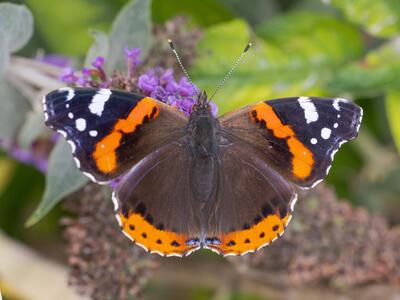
0;0;399;299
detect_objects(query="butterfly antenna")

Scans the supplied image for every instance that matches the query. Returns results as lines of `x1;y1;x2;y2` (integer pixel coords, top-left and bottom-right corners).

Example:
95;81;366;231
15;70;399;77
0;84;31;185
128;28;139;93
168;39;199;95
209;43;252;102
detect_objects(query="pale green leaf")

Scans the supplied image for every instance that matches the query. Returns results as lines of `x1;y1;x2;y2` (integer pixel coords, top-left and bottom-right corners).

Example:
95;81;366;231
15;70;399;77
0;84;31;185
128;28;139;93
0;3;33;75
0;30;8;76
0;81;31;139
0;3;33;52
17;111;46;150
85;29;110;67
26;139;89;226
107;0;152;72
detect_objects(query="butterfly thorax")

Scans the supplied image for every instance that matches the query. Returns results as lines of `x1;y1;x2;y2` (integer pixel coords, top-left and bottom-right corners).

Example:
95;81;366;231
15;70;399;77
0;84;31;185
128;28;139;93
187;91;219;159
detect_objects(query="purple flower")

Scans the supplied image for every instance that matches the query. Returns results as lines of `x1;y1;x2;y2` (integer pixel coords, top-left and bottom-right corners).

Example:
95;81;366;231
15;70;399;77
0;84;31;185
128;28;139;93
138;72;159;94
60;67;78;85
137;67;216;116
178;77;198;97
92;56;105;69
124;47;141;62
125;47;142;77
38;54;71;68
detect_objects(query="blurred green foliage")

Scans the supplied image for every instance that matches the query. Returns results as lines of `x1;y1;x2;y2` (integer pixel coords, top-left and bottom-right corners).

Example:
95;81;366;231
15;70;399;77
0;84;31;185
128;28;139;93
0;0;400;298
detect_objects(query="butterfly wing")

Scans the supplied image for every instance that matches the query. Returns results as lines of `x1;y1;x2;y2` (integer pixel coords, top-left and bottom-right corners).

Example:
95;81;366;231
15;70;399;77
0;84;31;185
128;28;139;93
204;97;362;255
113;140;202;257
218;97;362;188
44;87;187;183
203;139;296;256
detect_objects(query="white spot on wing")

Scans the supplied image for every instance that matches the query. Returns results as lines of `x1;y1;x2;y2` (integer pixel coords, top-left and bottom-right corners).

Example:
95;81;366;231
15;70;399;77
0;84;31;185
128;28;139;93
73;157;81;168
89;130;98;137
89;89;111;116
311;138;317;144
356;107;363;133
290;194;298;211
75;118;86;131
68;112;74;119
67;140;76;153
334;123;338;128
333;98;348;111
112;192;119;211
321;127;331;140
298;97;318;123
81;171;108;185
58;87;75;101
57;130;67;138
122;230;134;242
115;214;122;227
82;171;96;182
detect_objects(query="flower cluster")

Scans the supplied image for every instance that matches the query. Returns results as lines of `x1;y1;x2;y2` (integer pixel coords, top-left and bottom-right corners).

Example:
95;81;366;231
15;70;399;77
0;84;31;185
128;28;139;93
59;47;217;116
60;56;108;88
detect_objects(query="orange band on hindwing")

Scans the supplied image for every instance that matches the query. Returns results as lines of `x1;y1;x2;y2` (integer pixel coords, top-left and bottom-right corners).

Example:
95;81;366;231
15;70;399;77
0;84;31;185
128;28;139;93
93;97;160;173
207;212;291;256
250;102;314;179
118;211;198;256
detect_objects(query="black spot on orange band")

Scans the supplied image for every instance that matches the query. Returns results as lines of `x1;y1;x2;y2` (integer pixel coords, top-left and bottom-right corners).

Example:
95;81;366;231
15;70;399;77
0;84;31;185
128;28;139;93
207;213;291;256
118;209;199;256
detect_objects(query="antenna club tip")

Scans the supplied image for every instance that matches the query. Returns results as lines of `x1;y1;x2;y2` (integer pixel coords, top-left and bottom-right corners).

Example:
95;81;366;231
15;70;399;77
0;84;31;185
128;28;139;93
168;39;175;49
244;42;253;52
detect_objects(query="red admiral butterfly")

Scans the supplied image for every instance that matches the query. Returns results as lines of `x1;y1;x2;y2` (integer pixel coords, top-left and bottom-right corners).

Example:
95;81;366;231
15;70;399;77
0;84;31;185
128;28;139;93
43;43;362;257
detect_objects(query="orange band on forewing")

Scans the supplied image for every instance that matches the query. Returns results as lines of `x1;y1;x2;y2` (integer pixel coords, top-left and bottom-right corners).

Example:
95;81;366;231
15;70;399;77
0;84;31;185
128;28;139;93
210;213;291;255
93;97;159;173
118;211;197;256
115;98;160;133
251;102;314;179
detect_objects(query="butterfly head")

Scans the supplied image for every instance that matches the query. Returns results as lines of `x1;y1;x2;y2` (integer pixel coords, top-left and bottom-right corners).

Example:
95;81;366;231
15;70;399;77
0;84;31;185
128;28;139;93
191;90;212;115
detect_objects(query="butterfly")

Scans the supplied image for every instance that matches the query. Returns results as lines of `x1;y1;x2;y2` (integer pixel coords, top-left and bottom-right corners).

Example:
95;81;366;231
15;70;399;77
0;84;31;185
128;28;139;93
43;85;362;257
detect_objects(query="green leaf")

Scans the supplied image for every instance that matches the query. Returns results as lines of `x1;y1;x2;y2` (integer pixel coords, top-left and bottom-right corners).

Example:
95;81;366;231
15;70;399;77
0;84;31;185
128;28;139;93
107;0;152;72
0;81;31;139
0;3;33;52
26;139;89;226
256;11;363;66
152;0;233;26
85;29;110;67
191;16;362;115
17;111;46;150
326;0;400;38
26;0;107;55
327;39;400;95
219;0;278;27
386;89;400;153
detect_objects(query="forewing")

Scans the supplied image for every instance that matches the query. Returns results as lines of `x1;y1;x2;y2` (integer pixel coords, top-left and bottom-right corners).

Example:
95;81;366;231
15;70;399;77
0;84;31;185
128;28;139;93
44;87;187;183
113;140;202;257
218;97;362;188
